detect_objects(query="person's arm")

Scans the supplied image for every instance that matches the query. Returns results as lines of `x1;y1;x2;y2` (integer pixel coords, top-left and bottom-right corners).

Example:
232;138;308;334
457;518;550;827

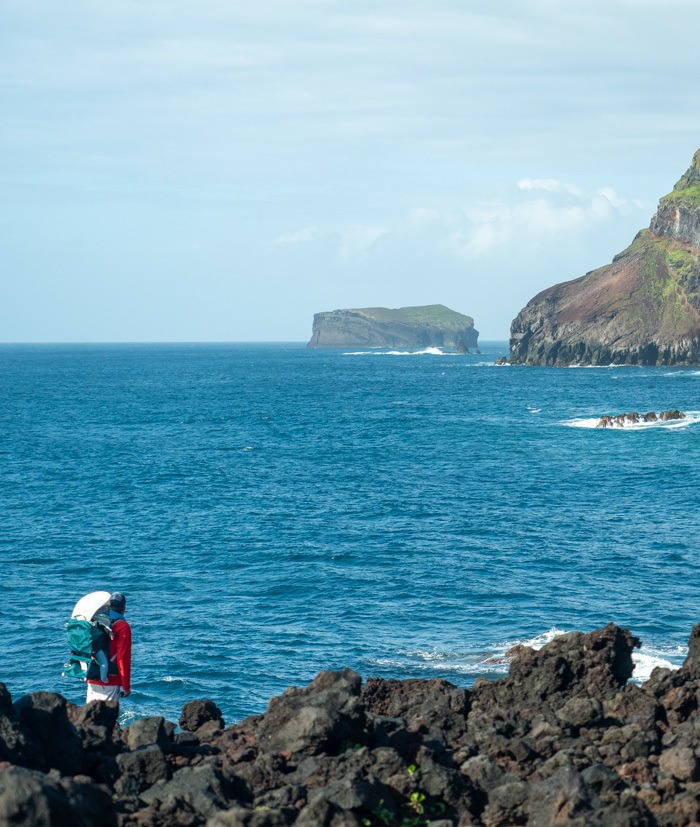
114;620;132;695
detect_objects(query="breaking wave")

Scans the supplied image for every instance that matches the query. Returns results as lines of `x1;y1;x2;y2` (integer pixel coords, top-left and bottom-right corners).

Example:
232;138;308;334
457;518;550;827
343;347;448;356
369;628;684;685
564;411;700;430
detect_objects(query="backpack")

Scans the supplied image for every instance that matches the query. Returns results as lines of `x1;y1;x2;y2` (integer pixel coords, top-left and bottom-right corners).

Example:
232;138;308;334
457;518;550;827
63;613;116;681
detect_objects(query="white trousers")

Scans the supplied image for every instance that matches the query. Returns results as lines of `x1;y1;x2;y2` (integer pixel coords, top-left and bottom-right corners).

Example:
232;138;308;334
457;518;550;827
86;683;121;704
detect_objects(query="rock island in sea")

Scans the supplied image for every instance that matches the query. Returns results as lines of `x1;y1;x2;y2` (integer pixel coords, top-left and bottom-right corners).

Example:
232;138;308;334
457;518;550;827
308;304;479;351
510;148;700;366
3;623;700;825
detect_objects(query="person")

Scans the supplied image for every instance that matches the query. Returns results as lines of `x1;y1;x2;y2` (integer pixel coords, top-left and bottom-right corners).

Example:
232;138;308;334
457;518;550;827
86;592;132;704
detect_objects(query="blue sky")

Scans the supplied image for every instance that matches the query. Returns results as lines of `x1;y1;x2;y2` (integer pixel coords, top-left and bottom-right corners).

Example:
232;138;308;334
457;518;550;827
3;0;700;342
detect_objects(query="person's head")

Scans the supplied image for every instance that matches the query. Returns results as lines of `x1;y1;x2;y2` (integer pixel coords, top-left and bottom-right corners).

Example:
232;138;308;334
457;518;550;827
109;592;127;613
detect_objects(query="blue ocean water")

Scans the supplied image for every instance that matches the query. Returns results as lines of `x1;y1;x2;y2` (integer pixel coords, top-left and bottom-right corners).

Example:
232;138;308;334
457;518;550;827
1;342;699;727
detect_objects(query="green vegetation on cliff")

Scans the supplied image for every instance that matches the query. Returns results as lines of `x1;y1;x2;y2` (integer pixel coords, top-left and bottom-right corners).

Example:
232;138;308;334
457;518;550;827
509;148;700;366
350;304;474;330
308;304;479;349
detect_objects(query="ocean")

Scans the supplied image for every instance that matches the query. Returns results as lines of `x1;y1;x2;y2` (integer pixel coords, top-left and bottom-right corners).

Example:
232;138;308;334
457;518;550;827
1;342;699;727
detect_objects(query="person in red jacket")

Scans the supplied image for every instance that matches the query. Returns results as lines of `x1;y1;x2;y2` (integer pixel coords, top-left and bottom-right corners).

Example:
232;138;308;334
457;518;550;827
86;592;132;704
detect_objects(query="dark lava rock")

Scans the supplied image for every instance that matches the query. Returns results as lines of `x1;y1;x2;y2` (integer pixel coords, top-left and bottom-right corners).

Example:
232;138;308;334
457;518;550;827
115;745;170;796
123;715;174;752
181;699;225;733
14;691;84;775
0;682;39;768
361;677;470;745
5;623;700;826
256;669;364;755
139;763;250;822
0;764;116;827
659;409;686;421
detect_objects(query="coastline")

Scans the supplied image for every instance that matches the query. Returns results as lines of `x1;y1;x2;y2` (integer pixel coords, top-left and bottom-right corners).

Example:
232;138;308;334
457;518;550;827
2;623;700;826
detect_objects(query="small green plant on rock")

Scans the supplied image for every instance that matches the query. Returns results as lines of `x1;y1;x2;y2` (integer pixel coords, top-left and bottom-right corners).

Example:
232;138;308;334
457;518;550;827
408;792;425;815
360;788;449;827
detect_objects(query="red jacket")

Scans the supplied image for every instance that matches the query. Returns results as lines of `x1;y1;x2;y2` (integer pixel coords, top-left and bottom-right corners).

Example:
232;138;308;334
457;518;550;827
87;618;132;693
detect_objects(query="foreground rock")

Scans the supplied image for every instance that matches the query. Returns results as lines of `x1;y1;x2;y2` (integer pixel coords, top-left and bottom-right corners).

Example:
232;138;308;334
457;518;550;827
510;148;700;366
307;304;479;350
3;623;700;825
596;410;686;428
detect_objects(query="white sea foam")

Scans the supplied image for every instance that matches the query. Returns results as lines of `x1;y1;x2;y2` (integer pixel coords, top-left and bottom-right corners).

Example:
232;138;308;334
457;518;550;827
632;652;676;682
490;629;684;681
343;347;447;356
566;364;640;369
372;629;684;684
564;411;700;430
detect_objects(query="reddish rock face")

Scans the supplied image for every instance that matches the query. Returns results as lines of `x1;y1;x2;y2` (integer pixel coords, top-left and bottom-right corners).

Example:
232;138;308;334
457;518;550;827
510;149;700;366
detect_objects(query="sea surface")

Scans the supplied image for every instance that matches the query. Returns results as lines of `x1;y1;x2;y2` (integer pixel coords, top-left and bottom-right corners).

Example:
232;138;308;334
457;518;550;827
1;342;699;727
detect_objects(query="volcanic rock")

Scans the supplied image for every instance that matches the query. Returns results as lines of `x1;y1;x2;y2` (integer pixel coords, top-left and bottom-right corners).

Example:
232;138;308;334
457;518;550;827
307;305;479;350
5;623;700;825
13;691;84;775
510;149;700;366
596;410;685;428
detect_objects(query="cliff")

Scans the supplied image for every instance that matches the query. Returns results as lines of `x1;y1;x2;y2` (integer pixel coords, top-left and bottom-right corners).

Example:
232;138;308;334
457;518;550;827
510;149;700;366
3;623;700;825
308;304;479;350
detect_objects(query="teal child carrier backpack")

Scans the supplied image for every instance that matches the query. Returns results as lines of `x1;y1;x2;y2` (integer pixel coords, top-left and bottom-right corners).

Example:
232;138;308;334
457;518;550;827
63;613;116;681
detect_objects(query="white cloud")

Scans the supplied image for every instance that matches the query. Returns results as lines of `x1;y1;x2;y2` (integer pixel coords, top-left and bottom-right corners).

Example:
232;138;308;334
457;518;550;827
517;178;583;196
444;179;650;258
270;222;390;263
272;226;320;245
274;177;650;266
338;224;390;263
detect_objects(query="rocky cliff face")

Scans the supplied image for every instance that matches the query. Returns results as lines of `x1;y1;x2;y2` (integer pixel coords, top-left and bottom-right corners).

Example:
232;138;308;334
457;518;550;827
510;149;700;366
308;305;479;350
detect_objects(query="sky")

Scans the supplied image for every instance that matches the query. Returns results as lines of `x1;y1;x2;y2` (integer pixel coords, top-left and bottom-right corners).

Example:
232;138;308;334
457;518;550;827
3;0;700;342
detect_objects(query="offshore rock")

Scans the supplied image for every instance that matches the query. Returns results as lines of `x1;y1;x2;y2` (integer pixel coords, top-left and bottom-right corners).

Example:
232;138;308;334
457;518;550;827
596;410;685;428
510;149;700;366
6;624;700;824
307;304;479;350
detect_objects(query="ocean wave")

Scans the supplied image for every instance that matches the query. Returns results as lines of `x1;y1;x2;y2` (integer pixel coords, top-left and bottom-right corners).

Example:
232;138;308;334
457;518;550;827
566;364;640;369
497;629;684;682
370;628;684;684
564;411;700;430
342;347;448;356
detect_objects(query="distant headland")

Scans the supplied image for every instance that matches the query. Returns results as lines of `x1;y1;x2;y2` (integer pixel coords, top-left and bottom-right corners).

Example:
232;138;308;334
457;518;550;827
509;148;700;366
307;304;479;351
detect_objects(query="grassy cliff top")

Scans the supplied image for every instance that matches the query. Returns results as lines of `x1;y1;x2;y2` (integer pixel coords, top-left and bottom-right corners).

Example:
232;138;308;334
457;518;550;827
347;304;474;329
659;148;700;206
673;148;700;190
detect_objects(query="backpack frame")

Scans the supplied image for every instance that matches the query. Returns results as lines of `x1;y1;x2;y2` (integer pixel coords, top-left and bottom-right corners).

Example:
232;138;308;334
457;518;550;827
63;616;117;681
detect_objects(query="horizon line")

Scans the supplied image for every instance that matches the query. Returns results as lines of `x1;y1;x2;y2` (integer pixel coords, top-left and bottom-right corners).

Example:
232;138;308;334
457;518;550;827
0;338;510;346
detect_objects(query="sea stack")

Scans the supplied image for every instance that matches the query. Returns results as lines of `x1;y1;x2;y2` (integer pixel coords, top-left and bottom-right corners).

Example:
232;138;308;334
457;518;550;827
509;149;700;366
307;304;479;350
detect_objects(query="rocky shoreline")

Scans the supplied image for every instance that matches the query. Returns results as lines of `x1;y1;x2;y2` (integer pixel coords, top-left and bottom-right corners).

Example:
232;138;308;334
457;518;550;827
2;624;700;826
